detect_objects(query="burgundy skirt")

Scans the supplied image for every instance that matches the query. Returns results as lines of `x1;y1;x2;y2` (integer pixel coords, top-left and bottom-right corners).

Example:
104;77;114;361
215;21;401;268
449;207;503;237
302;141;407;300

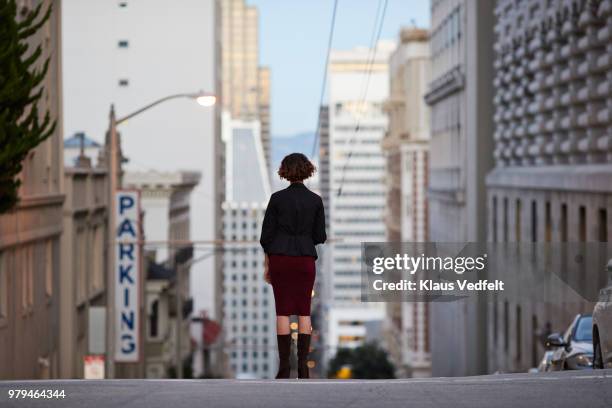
269;254;316;316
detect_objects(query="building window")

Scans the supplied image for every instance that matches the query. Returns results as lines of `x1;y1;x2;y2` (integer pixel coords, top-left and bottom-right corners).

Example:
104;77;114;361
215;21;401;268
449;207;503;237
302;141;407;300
531;200;537;243
545;202;551;242
492;196;498;243
0;252;7;320
22;246;34;312
149;299;159;338
45;240;53;297
118;79;129;87
560;204;568;242
493;296;498;346
515;199;521;243
516;305;522;361
579;206;586;242
504;300;509;352
599;208;608;242
118;40;129;48
503;198;509;242
531;315;538;368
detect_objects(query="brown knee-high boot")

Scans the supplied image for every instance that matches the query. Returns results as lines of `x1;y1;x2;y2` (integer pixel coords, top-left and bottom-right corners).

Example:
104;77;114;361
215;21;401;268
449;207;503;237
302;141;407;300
275;335;291;379
297;333;311;379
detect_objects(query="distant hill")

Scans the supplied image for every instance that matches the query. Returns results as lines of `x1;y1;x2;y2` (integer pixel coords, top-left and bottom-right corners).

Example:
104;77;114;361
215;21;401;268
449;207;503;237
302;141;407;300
270;132;318;170
270;132;318;191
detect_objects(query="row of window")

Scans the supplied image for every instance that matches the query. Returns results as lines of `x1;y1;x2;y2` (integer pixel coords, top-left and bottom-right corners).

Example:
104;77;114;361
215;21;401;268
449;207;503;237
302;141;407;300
229;324;270;333
231;350;270;359
223;286;269;295
224;298;270;307
223;221;259;230
231;363;270;374
225;260;262;269
431;5;462;58
228;311;270;320
0;240;55;323
491;197;609;243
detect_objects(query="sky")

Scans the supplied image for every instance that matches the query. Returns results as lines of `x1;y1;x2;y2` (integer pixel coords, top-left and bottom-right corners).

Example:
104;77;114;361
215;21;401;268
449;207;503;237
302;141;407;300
249;0;431;137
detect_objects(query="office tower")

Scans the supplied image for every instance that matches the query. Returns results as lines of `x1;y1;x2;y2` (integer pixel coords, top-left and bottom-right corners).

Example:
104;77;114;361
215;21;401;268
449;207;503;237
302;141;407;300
486;0;612;373
259;67;272;167
222;0;271;167
62;0;224;370
326;41;395;356
382;28;431;378
0;0;63;379
221;116;276;379
425;0;495;376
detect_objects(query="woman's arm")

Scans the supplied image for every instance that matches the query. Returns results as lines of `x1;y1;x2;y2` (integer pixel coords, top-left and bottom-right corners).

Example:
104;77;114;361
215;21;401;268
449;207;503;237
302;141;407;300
260;194;277;253
313;198;327;245
263;254;270;284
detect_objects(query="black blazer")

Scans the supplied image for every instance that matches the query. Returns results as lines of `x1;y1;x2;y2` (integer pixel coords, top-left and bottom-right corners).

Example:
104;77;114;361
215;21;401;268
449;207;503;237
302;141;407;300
260;183;327;259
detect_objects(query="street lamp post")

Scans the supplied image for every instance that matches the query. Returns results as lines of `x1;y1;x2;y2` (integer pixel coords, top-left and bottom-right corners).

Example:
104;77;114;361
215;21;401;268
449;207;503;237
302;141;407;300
105;91;215;379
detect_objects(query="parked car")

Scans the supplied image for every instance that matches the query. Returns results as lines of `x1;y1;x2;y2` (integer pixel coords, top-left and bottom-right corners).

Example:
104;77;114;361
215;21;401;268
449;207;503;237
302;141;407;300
547;314;593;371
593;259;612;369
537;350;554;373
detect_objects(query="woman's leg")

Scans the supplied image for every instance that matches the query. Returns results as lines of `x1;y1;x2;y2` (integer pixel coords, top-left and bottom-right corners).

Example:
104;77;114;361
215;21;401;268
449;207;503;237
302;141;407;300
275;315;291;379
297;316;312;334
297;316;312;379
276;315;291;335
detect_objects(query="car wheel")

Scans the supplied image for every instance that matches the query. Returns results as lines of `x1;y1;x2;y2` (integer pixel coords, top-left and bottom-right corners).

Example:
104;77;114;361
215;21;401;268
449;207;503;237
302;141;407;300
593;337;604;369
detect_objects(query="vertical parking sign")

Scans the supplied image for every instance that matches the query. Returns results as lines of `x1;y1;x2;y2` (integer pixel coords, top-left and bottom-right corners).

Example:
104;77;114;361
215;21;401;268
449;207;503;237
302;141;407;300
114;190;141;362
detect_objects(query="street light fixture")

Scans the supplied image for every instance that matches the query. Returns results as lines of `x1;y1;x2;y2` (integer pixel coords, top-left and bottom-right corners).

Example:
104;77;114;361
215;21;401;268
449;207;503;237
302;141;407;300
105;91;215;379
196;94;217;107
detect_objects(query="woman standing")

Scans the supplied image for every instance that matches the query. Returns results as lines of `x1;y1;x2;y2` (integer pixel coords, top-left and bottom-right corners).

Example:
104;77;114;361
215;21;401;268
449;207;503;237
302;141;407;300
260;153;327;379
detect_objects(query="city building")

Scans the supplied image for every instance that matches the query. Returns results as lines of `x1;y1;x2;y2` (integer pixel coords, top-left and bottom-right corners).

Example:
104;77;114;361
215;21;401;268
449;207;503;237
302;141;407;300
59;151;109;379
63;132;103;167
0;0;63;380
221;0;271;166
424;0;495;376
62;0;224;358
382;28;431;378
486;0;612;373
325;41;395;358
123;171;201;378
313;106;331;376
259;67;272;167
221;116;277;379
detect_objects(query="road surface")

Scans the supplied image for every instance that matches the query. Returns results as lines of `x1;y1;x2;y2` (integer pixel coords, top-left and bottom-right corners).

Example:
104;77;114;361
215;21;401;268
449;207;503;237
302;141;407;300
1;369;610;408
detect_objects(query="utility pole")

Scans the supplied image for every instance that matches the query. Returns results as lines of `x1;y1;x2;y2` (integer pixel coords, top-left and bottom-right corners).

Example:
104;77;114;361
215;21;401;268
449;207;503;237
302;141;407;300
105;105;118;379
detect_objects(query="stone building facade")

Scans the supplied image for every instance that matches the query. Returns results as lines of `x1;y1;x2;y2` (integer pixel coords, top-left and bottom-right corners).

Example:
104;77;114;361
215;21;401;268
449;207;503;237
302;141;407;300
486;0;612;373
0;0;63;380
59;158;109;378
382;28;431;378
425;0;495;377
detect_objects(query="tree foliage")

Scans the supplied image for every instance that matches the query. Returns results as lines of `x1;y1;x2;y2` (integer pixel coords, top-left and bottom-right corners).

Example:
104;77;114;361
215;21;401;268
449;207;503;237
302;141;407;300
0;0;55;213
327;342;396;379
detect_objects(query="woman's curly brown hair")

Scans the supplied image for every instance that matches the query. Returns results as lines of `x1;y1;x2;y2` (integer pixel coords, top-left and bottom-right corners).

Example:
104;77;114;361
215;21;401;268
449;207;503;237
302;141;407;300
277;153;316;182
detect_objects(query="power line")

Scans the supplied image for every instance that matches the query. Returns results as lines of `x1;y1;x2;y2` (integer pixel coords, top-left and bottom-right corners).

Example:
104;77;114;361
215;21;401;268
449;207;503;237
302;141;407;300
336;0;389;197
310;0;340;159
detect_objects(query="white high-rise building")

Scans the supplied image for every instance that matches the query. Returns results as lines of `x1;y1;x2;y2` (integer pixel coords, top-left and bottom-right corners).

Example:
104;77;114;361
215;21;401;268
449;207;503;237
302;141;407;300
221;115;276;379
382;28;431;378
62;0;223;326
326;42;395;357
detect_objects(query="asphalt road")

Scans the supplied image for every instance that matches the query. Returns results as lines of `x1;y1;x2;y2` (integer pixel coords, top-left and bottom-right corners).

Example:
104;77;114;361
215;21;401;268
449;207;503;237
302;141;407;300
1;369;611;408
